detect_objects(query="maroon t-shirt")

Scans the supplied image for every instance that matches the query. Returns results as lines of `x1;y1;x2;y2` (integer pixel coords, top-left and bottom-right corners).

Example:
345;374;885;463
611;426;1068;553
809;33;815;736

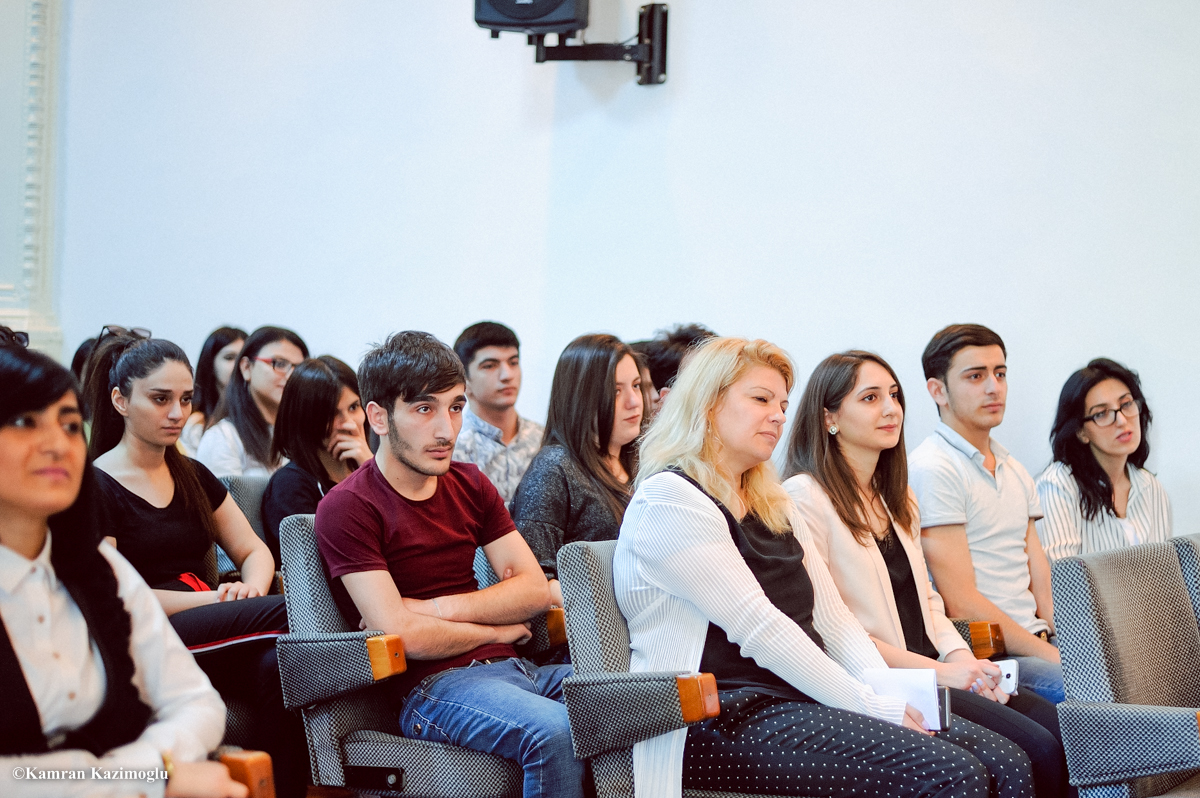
315;458;517;703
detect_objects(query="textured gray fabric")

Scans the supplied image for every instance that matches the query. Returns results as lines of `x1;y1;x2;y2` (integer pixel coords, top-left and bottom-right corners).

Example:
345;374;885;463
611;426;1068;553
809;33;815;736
342;730;521;797
562;671;690;759
1053;541;1200;797
222;697;256;748
279;514;352;635
275;632;379;709
511;445;623;579
558;540;632;675
220;474;270;541
1172;536;1200;632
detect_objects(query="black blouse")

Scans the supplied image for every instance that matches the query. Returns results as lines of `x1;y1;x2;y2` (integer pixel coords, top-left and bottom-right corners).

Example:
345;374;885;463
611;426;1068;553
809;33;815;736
261;461;334;568
95;459;227;590
877;524;940;660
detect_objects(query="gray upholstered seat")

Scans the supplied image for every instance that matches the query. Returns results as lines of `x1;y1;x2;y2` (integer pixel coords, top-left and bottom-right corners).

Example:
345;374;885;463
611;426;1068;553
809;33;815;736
274;513;521;796
1053;540;1200;797
556;540;778;798
216;475;270;573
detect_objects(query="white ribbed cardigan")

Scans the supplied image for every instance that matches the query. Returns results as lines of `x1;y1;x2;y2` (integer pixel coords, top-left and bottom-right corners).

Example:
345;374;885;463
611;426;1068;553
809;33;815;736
614;472;909;798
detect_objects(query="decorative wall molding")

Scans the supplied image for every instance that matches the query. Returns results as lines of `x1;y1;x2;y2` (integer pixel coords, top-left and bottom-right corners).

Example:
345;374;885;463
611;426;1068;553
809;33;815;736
0;0;63;358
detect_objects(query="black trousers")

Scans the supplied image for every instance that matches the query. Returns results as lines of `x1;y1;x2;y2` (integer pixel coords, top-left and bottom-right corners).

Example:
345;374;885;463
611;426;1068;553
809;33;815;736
682;690;1032;798
170;595;307;798
949;687;1072;798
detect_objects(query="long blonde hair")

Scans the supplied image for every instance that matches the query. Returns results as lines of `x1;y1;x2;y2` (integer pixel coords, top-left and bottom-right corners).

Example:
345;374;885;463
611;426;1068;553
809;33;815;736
636;337;795;533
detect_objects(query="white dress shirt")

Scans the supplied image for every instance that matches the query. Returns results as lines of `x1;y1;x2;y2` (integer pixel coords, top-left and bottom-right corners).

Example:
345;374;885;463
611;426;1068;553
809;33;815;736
195;418;284;478
615;472;907;798
0;535;225;798
784;475;970;660
1035;460;1173;562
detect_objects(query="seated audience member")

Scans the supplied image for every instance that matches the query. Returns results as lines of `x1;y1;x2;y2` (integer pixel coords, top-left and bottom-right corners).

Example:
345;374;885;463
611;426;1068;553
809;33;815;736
180;326;247;457
83;330;306;798
451;322;543;503
510;334;647;604
314;331;581;798
783;350;1068;797
0;343;246;798
1037;358;1171;561
629;322;716;415
909;324;1063;704
262;356;372;566
196;326;307;477
616;336;1031;797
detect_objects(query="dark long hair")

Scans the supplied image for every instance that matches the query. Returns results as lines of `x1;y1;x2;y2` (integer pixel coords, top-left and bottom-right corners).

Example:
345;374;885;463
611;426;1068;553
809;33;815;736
273;356;364;483
83;333;218;544
783;350;915;543
210;326;308;469
543;334;649;522
0;346;153;752
1050;358;1153;521
193;326;247;423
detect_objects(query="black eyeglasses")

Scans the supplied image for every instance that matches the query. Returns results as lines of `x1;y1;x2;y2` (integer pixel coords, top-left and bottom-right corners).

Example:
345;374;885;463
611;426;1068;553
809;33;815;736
1083;398;1142;428
97;325;151;344
0;328;30;348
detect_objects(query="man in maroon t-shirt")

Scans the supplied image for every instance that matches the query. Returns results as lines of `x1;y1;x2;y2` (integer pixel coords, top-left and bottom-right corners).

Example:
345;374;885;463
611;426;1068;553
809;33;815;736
314;331;582;798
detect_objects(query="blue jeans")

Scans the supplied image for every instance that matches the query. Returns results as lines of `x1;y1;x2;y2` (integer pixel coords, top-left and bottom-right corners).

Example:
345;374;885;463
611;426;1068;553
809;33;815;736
1013;637;1065;704
399;658;583;798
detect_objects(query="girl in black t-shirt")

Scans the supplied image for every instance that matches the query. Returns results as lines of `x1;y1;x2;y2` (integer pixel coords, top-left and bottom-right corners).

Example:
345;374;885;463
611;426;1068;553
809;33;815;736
83;329;306;798
262;356;371;567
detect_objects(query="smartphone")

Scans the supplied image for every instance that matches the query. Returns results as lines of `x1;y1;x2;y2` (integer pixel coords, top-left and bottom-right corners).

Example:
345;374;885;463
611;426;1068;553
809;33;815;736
994;659;1019;695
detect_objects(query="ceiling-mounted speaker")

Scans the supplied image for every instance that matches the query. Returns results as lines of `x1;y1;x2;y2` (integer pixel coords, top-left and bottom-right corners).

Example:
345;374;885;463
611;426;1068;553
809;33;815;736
475;0;589;35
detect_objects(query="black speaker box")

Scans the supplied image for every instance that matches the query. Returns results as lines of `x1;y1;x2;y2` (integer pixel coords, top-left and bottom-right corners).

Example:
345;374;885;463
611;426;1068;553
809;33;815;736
475;0;589;35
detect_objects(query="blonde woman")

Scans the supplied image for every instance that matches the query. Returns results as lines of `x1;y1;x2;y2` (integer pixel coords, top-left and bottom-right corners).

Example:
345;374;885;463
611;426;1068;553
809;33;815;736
614;337;1030;798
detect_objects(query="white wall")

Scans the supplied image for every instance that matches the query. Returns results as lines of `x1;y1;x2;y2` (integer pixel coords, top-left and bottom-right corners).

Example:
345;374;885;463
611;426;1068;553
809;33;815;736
57;2;1200;526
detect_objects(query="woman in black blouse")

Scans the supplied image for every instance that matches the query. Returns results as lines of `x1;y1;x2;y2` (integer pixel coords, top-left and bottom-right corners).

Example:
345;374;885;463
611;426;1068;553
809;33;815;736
510;334;649;605
83;329;306;798
262;356;372;566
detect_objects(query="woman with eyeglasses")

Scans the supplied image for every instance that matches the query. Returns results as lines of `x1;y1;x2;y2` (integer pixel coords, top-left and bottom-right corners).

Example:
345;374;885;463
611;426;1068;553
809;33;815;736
1035;358;1171;562
180;326;248;457
196;326;308;478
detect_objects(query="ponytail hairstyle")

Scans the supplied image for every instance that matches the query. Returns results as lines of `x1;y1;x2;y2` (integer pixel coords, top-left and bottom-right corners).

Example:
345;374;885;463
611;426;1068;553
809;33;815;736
193;326;247;424
636;337;795;534
543;334;650;523
273;356;364;483
782;351;915;543
210;326;308;469
83;331;218;544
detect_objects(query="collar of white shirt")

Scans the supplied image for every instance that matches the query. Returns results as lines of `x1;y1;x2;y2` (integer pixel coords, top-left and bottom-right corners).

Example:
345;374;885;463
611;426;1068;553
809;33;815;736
933;420;1011;471
0;533;55;596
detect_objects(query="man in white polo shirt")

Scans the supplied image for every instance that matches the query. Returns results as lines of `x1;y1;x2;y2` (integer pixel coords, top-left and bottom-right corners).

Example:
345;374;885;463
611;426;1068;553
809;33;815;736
910;324;1063;704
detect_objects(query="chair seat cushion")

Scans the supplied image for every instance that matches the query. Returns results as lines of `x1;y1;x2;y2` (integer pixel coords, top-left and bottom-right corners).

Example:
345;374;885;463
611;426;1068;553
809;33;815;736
1165;773;1200;796
341;729;521;797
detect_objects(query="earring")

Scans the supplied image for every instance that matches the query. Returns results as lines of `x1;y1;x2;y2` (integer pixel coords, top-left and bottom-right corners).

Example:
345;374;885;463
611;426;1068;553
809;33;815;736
828;425;839;435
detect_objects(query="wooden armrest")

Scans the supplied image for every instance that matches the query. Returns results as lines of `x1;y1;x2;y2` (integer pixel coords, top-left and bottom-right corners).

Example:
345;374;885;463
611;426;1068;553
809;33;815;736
219;750;275;798
366;634;407;680
676;673;720;723
968;621;1006;659
546;607;567;648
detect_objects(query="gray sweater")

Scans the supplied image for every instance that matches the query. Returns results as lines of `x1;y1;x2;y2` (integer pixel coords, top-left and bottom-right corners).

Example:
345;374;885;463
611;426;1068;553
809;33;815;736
510;444;624;578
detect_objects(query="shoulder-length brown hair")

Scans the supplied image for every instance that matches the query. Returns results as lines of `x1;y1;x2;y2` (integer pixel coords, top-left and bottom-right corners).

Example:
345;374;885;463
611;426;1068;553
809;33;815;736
783;350;915;543
543;333;650;522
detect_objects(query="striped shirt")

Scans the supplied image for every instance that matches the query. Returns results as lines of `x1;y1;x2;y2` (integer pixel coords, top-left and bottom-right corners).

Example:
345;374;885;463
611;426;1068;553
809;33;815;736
1035;460;1172;562
614;471;907;798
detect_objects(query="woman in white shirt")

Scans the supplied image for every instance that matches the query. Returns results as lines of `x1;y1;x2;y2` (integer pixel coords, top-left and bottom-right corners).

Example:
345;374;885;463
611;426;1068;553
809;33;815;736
0;340;245;798
196;326;307;477
179;326;246;457
782;350;1068;798
615;336;1028;798
1036;358;1172;562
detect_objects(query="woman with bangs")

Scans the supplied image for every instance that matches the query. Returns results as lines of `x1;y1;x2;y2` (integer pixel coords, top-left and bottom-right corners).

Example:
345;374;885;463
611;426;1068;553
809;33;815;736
614;337;1030;798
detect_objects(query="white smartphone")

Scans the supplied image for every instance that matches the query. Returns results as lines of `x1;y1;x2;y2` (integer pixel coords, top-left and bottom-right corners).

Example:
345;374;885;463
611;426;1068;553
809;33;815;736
994;659;1019;695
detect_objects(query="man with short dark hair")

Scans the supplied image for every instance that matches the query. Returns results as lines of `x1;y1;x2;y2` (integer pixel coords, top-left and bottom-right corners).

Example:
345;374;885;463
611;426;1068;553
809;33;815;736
909;324;1063;704
629;323;716;415
314;331;582;798
452;322;543;503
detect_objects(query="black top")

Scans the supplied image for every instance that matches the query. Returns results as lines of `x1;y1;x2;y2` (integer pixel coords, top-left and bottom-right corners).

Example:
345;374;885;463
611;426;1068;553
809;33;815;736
678;473;823;702
510;444;623;579
262;461;334;568
94;460;227;590
877;524;940;660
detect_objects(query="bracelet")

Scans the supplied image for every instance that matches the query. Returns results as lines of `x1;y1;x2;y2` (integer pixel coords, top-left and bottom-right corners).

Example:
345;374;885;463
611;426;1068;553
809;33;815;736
432;597;443;618
161;750;175;784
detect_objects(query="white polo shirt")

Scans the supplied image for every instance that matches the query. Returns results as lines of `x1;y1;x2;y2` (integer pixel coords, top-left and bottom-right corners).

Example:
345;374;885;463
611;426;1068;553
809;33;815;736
909;421;1048;635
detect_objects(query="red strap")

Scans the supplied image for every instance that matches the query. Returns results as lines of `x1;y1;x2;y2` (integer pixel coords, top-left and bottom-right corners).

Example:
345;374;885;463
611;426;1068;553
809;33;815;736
177;572;212;592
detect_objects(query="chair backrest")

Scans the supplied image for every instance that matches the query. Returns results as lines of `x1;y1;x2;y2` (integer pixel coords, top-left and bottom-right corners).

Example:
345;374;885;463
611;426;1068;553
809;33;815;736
1171;534;1200;629
558;540;632;675
1053;540;1200;708
220;475;270;542
278;514;352;634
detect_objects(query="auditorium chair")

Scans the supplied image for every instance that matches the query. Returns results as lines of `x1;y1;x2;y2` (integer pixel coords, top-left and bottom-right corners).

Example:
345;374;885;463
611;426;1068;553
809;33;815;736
217;475;270;574
1053;540;1200;797
556;540;751;798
